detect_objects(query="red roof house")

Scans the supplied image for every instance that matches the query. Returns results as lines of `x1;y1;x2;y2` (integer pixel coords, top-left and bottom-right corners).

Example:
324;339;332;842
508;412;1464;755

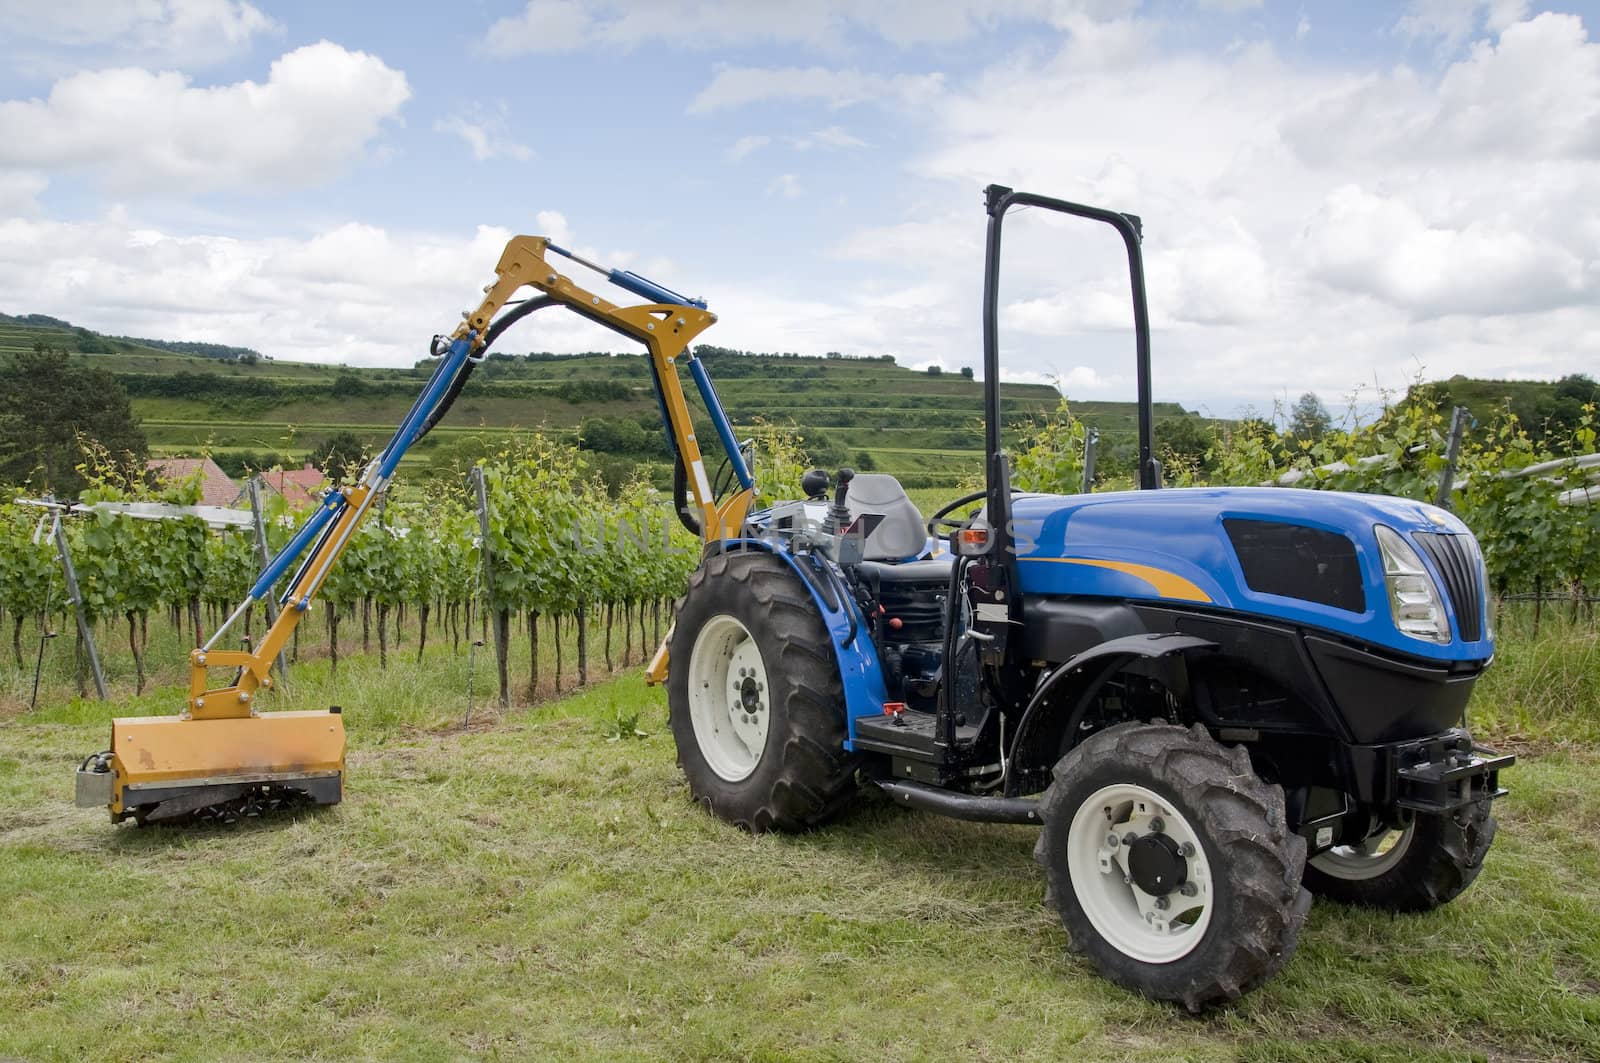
262;463;328;510
146;457;239;507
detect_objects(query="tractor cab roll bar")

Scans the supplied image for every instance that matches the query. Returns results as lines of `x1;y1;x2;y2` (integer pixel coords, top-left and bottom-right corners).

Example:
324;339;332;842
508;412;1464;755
980;185;1158;545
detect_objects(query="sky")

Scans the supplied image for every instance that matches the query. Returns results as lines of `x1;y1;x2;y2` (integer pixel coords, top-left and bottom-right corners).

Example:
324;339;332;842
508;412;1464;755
0;0;1596;419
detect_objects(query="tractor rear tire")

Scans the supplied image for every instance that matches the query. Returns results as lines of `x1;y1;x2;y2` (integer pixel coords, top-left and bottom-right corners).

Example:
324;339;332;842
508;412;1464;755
1303;800;1496;912
1035;722;1311;1011
668;550;859;832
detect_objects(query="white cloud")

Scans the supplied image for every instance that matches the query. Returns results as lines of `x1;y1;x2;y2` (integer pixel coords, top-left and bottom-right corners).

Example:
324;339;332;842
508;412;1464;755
1301;184;1588;318
1285;12;1600;165
689;66;945;113
1396;0;1531;49
767;173;804;198
481;0;1069;55
0;42;410;194
0;212;656;366
726;134;771;161
434;105;533;162
0;171;46;214
482;0;592;56
787;125;868;149
809;6;1600;408
0;0;276;66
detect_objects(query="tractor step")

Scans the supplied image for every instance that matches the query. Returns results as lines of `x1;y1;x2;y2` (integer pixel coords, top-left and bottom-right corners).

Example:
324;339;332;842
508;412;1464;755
853;709;981;762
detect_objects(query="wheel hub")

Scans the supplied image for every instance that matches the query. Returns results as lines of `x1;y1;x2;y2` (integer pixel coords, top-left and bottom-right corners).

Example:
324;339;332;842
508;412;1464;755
685;615;772;783
1069;783;1214;963
1127;832;1187;896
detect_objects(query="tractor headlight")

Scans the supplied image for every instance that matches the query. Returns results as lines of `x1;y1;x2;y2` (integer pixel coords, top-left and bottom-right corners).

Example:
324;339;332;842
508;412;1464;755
1374;525;1450;644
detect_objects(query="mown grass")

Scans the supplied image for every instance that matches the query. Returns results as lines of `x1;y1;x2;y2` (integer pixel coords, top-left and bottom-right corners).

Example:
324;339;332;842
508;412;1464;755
2;617;1598;1061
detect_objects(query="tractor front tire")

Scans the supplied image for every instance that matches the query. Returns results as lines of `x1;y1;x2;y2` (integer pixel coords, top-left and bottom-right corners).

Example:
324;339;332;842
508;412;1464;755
668;550;859;832
1303;800;1496;912
1035;722;1311;1011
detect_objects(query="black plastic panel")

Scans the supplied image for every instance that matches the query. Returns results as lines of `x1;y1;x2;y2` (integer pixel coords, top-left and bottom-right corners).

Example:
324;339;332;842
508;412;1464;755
1306;635;1480;744
1224;519;1364;613
1017;598;1146;662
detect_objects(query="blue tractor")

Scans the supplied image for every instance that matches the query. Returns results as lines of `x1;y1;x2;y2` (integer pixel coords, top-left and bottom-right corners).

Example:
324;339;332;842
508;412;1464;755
662;187;1512;1009
83;184;1508;1009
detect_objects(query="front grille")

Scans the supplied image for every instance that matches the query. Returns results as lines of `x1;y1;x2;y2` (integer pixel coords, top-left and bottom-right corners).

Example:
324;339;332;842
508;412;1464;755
1412;532;1485;642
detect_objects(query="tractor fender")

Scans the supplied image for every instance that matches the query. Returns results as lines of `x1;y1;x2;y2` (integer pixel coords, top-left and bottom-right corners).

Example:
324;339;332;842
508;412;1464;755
705;540;888;748
1004;633;1216;796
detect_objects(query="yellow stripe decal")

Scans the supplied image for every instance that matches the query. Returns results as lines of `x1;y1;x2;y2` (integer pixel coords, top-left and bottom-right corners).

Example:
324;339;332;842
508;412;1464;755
1025;557;1213;603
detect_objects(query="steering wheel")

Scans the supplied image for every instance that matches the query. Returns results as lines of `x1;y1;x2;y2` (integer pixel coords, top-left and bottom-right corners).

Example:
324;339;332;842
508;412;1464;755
926;488;1023;541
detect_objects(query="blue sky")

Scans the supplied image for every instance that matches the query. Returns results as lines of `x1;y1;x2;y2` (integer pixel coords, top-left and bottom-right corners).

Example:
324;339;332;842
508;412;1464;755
0;0;1597;419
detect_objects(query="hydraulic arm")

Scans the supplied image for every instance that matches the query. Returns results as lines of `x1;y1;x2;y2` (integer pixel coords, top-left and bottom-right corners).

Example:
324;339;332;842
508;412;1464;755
77;234;753;822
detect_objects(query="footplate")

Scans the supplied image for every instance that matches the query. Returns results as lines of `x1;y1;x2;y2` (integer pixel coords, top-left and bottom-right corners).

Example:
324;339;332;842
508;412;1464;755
1393;731;1512;814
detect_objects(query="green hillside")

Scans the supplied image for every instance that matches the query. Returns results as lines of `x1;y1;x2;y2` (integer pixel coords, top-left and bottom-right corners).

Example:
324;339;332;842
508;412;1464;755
5;312;1189;492
1427;373;1599;439
10;311;1590;496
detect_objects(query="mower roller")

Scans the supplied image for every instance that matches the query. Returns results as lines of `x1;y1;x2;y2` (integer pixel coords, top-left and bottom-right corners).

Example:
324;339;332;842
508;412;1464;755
77;185;1513;1011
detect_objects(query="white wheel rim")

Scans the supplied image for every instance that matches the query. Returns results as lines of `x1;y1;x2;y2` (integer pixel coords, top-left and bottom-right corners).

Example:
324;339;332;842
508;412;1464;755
1310;821;1415;881
686;614;771;782
1067;783;1214;964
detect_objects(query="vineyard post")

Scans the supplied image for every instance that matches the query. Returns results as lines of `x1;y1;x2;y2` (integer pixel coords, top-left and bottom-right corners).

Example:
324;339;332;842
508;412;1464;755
1435;406;1470;509
247;477;290;687
1081;428;1099;494
470;465;509;707
50;511;107;700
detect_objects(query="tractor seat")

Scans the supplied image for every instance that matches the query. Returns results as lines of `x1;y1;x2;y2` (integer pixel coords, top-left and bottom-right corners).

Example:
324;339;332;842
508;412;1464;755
846;473;932;562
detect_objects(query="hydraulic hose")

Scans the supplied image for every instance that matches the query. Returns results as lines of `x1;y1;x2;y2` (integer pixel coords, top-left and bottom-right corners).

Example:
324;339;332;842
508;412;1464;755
673;453;702;536
414;296;560;443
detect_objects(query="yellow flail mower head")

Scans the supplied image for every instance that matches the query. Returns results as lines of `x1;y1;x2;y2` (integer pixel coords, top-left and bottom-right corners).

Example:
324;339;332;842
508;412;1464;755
77;708;345;825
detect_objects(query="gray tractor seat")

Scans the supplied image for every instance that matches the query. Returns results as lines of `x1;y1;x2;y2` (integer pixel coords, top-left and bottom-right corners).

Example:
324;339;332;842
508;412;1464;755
845;473;930;561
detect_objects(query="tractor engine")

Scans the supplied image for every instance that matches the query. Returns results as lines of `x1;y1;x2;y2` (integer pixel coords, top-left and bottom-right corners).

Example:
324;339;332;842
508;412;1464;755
859;560;949;713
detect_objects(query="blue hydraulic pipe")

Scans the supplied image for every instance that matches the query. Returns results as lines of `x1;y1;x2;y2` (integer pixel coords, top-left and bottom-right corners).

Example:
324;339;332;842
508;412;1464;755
247;491;343;601
246;335;476;604
686;355;753;490
546;243;707;310
379;335;475;480
545;243;747;488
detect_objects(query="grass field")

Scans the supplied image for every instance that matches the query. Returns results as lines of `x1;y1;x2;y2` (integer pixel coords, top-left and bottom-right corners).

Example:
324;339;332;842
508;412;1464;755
2;607;1597;1061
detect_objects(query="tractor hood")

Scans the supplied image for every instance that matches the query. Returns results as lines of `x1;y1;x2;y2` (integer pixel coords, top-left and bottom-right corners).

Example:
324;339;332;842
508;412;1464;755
1009;486;1492;663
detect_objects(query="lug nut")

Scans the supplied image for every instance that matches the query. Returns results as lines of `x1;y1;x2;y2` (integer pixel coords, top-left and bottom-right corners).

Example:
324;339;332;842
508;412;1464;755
1180;882;1199;897
1123;833;1138;847
1107;834;1120;848
1149;817;1165;833
1155;896;1170;910
1180;842;1196;858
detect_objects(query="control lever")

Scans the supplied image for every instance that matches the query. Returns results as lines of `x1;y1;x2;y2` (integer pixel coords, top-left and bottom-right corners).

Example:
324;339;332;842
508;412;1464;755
824;467;855;535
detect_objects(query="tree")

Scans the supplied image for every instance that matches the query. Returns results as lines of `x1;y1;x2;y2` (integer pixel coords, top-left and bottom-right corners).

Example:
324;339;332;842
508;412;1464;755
926;365;943;376
307;430;367;478
960;366;974;380
1289;392;1331;444
1155;414;1215;475
0;340;147;495
577;416;648;454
